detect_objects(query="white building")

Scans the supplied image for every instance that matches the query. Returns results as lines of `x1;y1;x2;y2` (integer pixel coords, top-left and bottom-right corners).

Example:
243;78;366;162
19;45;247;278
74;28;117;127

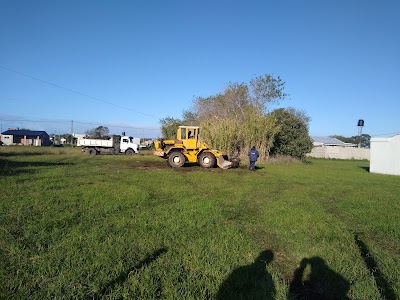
370;134;400;176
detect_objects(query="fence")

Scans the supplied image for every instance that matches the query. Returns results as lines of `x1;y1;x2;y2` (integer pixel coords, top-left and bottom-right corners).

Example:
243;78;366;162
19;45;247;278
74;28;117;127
307;146;370;160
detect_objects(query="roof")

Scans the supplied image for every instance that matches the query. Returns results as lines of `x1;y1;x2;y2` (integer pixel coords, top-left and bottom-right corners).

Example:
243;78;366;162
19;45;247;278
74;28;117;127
371;134;400;142
311;136;357;147
1;130;49;136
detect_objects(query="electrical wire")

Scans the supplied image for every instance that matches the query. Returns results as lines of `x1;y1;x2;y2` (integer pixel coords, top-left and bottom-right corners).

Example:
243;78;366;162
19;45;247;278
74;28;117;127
370;132;400;137
0;65;160;119
0;118;69;123
0;118;160;131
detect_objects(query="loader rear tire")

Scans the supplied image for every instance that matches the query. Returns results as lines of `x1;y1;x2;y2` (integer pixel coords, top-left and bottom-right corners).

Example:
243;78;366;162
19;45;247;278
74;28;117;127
198;152;216;168
168;152;185;168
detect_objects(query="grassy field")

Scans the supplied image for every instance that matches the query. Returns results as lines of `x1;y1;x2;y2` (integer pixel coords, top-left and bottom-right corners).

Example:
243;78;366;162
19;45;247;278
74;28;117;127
0;146;399;299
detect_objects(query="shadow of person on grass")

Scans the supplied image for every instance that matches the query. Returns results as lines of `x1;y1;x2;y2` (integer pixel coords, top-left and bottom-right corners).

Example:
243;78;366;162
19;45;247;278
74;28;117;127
289;256;350;300
217;250;275;300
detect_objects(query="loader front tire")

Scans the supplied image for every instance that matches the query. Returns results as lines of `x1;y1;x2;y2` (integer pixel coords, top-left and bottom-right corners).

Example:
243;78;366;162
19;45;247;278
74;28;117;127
168;152;185;168
198;152;216;168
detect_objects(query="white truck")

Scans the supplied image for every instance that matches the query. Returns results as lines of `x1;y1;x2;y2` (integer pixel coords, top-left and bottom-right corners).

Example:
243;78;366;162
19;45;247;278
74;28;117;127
77;135;139;155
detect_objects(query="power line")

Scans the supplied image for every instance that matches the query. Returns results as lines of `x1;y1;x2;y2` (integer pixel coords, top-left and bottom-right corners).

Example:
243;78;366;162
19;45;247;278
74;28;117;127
0;64;160;119
370;131;400;137
0;118;70;123
73;121;160;130
0;118;160;131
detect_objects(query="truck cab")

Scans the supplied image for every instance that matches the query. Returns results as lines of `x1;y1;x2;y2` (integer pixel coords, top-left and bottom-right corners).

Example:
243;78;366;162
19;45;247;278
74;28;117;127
120;136;139;155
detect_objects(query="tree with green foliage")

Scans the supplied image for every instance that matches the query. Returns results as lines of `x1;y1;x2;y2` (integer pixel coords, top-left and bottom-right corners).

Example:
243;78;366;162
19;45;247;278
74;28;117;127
181;110;199;126
332;134;371;148
189;74;288;160
59;133;74;144
85;126;110;139
159;74;313;161
357;134;371;148
159;117;183;139
269;108;313;160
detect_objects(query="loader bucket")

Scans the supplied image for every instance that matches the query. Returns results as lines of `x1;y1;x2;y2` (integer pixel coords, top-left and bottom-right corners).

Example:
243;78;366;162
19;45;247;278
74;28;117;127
217;156;233;170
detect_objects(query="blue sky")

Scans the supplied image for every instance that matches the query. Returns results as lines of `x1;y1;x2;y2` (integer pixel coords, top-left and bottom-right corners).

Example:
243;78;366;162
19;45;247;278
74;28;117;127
1;0;399;138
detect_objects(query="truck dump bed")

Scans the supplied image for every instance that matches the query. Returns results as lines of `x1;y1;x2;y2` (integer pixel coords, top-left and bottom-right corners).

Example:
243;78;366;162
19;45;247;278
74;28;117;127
77;138;113;147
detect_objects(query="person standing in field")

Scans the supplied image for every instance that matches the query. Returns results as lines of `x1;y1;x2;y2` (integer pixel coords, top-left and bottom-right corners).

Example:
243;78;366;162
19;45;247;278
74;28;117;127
248;146;259;171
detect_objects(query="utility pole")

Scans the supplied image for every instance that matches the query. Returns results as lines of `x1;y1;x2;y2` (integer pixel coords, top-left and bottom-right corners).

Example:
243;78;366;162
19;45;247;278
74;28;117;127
71;120;74;147
357;119;364;148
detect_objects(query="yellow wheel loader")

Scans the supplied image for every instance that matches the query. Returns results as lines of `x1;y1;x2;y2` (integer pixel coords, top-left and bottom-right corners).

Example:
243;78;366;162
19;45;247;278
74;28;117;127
153;126;238;169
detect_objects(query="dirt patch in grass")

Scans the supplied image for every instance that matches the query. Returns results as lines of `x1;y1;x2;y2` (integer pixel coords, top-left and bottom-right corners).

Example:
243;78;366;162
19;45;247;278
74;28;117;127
128;161;233;173
128;160;168;171
128;161;270;176
173;164;228;173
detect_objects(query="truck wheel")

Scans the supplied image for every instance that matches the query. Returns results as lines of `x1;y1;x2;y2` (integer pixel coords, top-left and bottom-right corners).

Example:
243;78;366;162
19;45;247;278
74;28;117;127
88;148;97;155
198;152;216;168
125;149;134;155
168;152;185;168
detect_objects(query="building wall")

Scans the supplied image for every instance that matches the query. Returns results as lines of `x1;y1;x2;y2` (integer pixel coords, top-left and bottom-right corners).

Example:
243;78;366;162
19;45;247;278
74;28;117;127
307;146;370;160
21;136;43;146
0;134;49;146
370;135;400;176
1;134;14;145
41;134;50;146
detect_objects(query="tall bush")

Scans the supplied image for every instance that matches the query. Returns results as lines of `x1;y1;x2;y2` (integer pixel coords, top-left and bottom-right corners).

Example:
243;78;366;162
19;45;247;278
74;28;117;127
269;108;313;160
200;109;280;161
191;74;287;159
159;74;313;161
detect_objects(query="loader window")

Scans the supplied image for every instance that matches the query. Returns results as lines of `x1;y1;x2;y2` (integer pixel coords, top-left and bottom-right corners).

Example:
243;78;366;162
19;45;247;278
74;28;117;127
181;129;186;140
188;130;194;139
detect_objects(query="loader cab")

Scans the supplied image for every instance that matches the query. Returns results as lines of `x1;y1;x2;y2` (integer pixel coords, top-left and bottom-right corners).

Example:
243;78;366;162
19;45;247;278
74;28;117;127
177;126;199;150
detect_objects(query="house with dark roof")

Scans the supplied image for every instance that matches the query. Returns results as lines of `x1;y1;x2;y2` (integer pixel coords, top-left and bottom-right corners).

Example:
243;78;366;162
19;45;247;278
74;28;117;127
1;129;50;146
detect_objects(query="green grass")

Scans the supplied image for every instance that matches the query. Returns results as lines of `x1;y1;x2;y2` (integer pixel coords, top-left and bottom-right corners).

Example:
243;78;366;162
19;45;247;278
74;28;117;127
0;146;399;299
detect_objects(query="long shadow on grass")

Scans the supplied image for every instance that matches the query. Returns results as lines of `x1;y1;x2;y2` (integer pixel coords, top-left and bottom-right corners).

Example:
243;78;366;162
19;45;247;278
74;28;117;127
217;249;275;300
0;158;72;176
354;234;396;300
0;151;49;157
289;256;350;300
94;247;168;299
358;166;370;172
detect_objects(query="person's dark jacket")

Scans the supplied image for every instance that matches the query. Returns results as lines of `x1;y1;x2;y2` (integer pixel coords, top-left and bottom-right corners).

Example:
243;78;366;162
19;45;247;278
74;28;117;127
248;147;259;162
